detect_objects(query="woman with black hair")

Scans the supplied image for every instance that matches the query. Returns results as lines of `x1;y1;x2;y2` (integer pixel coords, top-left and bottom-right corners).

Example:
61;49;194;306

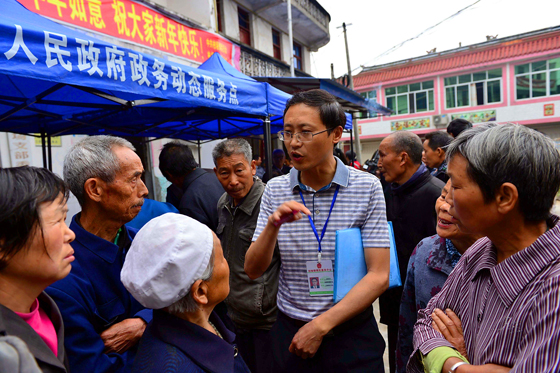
0;166;75;373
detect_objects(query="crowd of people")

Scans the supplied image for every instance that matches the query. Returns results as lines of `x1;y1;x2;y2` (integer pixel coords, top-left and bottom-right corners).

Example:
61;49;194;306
0;89;559;373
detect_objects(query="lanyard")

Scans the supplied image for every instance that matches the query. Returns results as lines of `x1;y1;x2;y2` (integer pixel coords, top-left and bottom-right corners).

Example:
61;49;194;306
299;185;340;262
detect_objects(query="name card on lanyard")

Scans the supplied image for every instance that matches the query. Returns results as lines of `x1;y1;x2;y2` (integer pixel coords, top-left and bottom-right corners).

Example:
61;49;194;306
300;185;339;297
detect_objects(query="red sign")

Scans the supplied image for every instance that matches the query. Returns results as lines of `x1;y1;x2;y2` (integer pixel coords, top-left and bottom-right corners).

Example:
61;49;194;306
17;0;239;66
544;104;555;116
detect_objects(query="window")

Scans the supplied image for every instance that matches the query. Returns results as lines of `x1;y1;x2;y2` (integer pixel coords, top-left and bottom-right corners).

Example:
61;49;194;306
272;29;281;60
515;57;560;100
216;0;223;32
238;7;251;46
385;81;434;115
293;42;302;70
360;90;378;118
444;69;502;108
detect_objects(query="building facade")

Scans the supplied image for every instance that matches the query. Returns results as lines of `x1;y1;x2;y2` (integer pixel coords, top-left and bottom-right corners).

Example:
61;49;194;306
344;26;560;161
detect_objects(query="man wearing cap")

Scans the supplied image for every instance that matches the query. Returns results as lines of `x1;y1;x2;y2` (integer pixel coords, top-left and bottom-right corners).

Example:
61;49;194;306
46;136;151;373
122;214;250;373
245;89;390;372
213;139;280;373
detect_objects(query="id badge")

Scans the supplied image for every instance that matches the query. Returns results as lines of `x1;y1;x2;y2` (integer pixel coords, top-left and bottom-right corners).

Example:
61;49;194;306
306;260;334;296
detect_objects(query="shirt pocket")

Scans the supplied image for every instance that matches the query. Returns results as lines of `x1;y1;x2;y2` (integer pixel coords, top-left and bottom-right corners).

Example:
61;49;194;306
238;227;255;262
94;297;125;330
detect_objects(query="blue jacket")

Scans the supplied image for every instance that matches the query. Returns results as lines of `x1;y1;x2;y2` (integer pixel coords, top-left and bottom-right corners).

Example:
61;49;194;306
395;235;458;373
46;215;152;373
132;310;250;373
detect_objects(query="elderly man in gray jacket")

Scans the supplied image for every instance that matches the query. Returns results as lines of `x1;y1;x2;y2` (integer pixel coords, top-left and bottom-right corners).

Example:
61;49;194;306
213;139;280;373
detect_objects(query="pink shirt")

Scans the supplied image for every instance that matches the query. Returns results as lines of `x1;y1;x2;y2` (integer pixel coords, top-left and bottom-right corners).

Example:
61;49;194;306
15;299;58;356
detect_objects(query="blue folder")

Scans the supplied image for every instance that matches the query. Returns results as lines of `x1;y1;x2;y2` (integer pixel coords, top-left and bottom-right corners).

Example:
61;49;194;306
333;222;401;303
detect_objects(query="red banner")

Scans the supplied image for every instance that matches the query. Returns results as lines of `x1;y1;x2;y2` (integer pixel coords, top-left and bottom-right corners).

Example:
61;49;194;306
17;0;240;66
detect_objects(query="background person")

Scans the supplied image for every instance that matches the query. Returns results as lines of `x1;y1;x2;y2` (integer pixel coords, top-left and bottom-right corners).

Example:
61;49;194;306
246;89;390;373
46;136;151;373
213;139;280;373
446;118;472;138
345;150;362;170
409;123;560;373
422;131;453;183
0;166;75;373
122;214;250;373
376;131;445;373
159;141;223;232
395;180;481;373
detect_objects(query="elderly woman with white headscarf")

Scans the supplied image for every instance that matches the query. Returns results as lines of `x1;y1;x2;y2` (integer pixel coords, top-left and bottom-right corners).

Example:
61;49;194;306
121;214;250;373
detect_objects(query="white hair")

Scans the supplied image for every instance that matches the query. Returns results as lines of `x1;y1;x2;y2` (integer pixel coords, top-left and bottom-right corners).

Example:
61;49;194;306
212;138;252;166
63;136;135;206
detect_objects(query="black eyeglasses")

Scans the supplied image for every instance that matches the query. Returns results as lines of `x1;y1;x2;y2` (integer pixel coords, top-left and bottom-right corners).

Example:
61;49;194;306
278;129;329;142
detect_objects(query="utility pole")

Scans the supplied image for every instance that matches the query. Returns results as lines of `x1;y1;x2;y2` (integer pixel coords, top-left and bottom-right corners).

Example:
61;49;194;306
330;63;334;79
337;22;362;164
287;0;295;77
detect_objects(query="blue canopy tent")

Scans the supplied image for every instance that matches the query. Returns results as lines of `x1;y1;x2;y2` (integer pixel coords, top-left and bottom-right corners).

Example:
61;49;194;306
196;53;355;172
0;0;291;169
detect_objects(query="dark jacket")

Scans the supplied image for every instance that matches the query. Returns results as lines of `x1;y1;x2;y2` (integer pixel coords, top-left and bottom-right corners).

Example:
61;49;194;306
0;292;69;373
217;178;279;330
379;169;444;325
132;310;251;373
433;160;449;183
179;168;224;232
46;215;152;373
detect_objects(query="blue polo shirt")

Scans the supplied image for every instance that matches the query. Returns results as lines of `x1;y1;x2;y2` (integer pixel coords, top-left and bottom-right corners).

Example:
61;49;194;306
253;157;390;322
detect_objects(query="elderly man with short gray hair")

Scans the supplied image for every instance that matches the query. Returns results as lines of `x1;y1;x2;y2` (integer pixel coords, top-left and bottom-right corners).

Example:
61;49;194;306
46;135;151;373
213;139;280;373
377;131;445;372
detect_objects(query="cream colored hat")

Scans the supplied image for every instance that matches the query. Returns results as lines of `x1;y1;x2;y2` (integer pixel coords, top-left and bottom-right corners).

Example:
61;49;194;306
121;213;213;309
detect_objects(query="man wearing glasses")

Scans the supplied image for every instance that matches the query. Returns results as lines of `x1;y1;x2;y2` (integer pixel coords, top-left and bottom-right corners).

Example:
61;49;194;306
245;89;390;372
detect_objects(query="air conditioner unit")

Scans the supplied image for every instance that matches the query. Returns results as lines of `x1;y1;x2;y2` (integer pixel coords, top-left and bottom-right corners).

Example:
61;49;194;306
432;114;449;128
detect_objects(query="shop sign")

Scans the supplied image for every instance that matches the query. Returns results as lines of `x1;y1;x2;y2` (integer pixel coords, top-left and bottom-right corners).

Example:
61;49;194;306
8;133;34;167
391;117;430;132
34;135;62;146
451;110;496;123
544;104;554;116
17;0;239;66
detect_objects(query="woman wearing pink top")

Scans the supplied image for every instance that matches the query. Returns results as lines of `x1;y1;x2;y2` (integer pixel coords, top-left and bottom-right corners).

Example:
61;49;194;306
0;166;75;373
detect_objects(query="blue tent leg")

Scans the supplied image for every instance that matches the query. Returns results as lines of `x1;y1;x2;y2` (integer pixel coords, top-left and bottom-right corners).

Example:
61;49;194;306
47;135;52;171
263;116;272;182
41;131;47;169
197;140;201;166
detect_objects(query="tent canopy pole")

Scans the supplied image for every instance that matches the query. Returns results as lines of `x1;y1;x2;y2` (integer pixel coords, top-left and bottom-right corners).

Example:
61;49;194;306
263;116;272;181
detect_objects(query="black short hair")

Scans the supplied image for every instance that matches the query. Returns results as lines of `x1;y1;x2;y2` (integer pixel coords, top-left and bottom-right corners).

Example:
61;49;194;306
425;131;453;151
390;132;424;165
159;142;198;179
334;148;348;165
447;119;472;138
283;89;346;133
0;166;69;271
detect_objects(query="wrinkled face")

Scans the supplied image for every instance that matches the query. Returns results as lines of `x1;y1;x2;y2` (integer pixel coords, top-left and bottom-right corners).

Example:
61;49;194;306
446;155;495;235
101;146;148;224
214;154;256;204
283;104;341;173
377;137;404;184
3;194;76;287
436;180;462;239
205;234;230;305
422;140;443;169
